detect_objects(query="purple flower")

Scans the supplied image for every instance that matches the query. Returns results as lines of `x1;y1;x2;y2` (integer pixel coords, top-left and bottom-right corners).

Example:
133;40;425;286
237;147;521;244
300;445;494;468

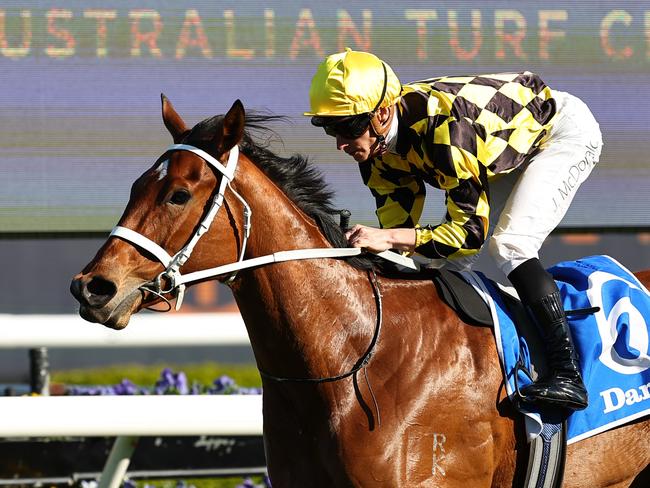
190;381;202;395
210;375;236;394
154;368;190;394
113;379;138;395
237;387;263;395
236;478;256;488
176;371;188;395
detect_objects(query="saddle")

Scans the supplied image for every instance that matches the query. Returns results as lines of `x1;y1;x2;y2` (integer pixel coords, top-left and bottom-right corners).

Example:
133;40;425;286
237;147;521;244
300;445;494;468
432;269;493;327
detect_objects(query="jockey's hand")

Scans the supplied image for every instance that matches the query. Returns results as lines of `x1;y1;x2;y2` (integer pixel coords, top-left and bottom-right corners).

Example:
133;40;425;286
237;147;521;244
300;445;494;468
345;225;416;253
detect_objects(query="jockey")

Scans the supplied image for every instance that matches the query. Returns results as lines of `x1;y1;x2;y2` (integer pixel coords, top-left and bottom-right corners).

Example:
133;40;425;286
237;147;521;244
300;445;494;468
305;49;603;411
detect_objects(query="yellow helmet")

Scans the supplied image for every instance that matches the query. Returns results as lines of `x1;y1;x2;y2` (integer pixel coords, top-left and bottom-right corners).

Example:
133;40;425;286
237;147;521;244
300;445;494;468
305;49;401;119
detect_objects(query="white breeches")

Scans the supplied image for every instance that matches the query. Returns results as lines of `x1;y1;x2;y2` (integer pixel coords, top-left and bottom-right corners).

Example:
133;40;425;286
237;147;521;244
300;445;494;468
445;90;603;277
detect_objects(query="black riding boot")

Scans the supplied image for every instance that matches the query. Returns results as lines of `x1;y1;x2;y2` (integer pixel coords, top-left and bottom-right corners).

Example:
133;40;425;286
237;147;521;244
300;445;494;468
508;258;588;411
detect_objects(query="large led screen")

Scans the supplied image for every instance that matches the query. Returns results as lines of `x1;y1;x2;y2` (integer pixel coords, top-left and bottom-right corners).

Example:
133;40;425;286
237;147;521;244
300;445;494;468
1;1;649;231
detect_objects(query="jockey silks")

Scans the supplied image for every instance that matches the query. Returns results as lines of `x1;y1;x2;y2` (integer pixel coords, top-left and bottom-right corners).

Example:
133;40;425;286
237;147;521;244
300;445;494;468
358;72;602;274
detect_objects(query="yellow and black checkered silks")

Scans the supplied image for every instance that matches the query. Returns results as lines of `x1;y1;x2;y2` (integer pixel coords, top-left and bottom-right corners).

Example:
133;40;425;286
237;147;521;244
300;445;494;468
359;71;557;260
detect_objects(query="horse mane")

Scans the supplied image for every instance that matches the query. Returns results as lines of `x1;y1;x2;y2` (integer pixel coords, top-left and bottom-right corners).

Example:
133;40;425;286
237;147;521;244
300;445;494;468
183;112;377;271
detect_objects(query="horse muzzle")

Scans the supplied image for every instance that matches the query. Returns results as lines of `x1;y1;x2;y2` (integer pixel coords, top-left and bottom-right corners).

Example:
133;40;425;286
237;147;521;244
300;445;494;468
70;273;141;329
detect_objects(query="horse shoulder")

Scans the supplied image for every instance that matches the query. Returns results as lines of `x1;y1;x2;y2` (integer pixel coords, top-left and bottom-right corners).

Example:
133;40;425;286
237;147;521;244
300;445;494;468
337;277;516;486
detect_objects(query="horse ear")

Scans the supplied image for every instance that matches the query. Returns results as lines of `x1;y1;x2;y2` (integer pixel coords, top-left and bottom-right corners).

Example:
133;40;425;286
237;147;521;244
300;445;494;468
161;93;188;143
219;99;245;152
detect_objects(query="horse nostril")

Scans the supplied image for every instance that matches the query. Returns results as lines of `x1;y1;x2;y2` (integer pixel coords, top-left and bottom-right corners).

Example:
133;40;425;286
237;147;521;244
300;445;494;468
70;278;83;301
84;277;118;308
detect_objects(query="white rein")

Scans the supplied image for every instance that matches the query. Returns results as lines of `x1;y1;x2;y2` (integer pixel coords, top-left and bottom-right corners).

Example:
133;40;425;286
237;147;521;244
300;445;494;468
109;144;419;311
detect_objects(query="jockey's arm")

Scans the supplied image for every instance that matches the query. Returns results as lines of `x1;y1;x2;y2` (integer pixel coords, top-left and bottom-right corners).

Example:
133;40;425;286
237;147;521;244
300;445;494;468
413;176;490;259
353;161;424;253
355;157;489;258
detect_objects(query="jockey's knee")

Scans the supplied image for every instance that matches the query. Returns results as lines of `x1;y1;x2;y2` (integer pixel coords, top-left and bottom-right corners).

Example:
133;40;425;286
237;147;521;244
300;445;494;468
441;254;479;272
488;235;540;277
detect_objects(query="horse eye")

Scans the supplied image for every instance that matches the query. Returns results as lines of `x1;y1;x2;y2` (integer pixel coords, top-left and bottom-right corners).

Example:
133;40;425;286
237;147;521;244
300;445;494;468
170;189;191;205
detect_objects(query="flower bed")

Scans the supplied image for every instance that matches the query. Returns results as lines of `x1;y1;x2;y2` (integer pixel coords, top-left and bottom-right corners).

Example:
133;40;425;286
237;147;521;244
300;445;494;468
65;368;262;396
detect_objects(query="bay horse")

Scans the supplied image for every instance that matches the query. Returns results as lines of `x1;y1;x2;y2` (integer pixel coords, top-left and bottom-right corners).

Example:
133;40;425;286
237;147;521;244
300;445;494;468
71;97;650;487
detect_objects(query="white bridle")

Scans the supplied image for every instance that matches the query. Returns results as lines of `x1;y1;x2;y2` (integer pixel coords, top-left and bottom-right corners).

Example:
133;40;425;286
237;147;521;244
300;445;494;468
110;144;420;311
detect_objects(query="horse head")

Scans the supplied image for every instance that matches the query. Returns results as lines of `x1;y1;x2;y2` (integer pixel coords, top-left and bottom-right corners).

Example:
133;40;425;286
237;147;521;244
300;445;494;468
70;96;247;328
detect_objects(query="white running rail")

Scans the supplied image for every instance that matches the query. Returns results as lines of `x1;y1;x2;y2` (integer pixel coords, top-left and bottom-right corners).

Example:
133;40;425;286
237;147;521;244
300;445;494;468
0;313;250;348
0;313;259;488
0;395;263;437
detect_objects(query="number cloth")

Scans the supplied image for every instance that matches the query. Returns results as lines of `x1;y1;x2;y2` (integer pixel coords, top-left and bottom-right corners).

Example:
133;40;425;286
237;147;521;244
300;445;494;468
470;255;650;444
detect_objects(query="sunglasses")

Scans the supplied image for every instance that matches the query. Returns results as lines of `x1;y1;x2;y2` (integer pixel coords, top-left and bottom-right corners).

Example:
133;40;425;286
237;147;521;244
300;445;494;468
322;114;371;139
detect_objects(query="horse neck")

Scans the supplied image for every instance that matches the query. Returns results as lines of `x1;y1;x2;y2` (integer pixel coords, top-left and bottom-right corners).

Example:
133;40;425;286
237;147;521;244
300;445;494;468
228;157;375;379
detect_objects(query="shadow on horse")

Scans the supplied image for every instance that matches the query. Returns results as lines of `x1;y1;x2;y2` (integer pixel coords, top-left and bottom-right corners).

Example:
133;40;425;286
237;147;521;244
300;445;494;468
71;98;650;487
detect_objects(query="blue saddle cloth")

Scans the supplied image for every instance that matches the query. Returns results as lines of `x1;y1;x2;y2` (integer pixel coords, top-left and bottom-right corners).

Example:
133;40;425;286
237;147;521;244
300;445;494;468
465;255;650;444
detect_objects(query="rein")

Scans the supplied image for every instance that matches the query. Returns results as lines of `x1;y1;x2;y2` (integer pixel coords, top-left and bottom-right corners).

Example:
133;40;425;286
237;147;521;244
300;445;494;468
110;143;418;311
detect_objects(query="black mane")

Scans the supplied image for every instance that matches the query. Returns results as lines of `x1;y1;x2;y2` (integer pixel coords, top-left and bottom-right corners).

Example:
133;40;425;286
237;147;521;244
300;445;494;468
183;112;376;270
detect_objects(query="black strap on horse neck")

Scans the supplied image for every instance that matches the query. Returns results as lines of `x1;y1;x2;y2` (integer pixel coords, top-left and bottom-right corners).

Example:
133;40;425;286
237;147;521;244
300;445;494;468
258;269;383;384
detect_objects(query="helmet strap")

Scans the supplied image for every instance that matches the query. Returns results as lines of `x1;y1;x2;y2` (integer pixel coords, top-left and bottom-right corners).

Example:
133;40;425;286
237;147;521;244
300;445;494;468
369;105;394;155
